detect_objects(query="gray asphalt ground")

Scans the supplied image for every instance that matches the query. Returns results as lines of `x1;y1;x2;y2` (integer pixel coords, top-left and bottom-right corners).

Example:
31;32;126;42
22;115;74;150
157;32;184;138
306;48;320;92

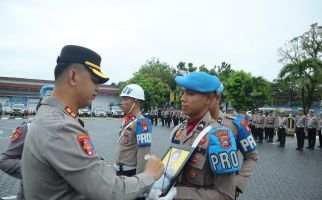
0;117;321;200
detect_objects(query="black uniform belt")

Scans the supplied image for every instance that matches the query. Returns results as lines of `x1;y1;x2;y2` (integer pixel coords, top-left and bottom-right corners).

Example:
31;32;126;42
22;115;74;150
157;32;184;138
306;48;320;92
257;123;263;124
307;127;316;129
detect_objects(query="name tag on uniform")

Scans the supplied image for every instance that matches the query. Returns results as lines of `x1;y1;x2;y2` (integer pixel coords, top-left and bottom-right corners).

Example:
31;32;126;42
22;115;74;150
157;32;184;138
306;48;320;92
136;118;152;147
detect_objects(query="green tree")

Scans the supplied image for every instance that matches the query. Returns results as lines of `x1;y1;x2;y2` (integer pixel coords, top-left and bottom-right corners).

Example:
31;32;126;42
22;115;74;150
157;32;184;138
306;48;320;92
223;71;253;111
249;76;272;109
118;74;170;111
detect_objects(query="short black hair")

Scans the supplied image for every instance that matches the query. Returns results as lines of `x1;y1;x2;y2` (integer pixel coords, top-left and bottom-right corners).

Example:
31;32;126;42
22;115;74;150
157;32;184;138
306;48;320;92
54;62;71;80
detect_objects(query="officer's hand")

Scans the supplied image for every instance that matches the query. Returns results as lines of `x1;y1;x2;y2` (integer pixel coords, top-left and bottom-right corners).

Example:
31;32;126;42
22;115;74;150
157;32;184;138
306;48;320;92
148;187;177;200
144;155;164;180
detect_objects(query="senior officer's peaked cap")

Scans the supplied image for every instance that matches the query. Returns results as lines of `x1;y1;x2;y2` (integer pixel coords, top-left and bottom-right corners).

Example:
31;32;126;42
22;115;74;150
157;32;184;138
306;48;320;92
57;45;109;84
175;71;223;93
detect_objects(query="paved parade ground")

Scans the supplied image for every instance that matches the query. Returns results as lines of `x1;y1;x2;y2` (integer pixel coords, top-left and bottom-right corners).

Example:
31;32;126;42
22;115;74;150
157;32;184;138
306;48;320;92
0;118;322;200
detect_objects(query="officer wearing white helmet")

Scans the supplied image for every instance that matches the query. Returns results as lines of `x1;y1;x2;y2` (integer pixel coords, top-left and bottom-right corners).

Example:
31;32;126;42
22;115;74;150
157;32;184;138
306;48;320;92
0;84;54;200
115;83;153;198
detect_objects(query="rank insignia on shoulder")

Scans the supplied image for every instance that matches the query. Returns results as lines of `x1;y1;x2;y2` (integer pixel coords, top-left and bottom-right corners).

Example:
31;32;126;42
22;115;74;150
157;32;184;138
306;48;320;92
11;129;23;143
196;122;206;131
77;134;95;156
65;106;77;119
224;114;237;120
216;117;223;124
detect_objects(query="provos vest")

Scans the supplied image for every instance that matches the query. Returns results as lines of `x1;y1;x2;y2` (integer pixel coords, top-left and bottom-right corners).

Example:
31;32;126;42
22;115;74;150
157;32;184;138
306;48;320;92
232;117;257;153
208;126;240;174
136;118;152;147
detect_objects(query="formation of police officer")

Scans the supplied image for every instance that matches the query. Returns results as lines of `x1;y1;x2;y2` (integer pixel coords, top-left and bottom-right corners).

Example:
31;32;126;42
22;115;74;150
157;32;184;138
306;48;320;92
21;45;164;200
0;85;54;200
114;84;151;178
149;72;243;200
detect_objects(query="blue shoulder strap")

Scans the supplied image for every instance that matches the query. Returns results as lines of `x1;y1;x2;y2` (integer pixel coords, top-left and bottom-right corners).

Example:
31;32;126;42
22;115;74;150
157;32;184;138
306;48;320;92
232;116;257;153
136;118;152;147
208;126;240;174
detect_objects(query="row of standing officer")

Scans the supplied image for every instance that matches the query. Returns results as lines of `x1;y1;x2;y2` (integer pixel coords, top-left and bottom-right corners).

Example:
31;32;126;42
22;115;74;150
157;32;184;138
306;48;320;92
247;110;275;144
295;108;321;151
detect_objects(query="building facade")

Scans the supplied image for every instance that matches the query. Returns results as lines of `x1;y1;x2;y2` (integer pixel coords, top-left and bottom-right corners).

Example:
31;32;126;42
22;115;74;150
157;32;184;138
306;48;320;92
0;76;120;112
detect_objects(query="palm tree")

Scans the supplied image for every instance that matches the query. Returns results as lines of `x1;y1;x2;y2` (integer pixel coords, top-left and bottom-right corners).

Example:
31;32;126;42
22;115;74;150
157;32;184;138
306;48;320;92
249;76;270;109
279;58;322;112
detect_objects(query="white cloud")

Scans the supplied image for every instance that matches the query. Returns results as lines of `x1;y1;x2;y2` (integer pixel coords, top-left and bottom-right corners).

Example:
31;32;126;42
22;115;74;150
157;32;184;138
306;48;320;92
0;0;321;83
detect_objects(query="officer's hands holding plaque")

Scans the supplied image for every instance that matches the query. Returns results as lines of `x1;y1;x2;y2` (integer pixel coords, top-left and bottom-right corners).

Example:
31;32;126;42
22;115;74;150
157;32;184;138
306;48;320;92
144;155;164;180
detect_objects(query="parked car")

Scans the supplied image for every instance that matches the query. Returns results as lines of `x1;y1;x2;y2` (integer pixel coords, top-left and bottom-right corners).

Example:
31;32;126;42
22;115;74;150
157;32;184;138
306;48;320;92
12;103;27;116
2;105;13;116
93;107;107;117
78;107;92;117
108;105;124;117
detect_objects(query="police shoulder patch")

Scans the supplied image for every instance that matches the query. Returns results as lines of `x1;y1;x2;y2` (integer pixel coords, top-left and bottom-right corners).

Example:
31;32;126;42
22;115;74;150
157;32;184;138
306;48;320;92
208;126;240;174
11;128;24;143
136;118;152;147
77;134;95;156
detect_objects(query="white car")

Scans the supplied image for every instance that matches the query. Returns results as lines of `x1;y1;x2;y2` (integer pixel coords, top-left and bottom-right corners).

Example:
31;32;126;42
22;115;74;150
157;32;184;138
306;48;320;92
93;108;107;117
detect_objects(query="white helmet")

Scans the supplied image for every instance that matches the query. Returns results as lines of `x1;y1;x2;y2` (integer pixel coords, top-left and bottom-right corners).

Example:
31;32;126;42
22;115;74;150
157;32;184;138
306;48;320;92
120;84;145;100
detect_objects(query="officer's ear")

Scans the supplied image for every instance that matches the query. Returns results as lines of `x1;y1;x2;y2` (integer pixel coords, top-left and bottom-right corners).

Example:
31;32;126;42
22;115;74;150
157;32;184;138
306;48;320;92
206;93;215;105
67;68;78;87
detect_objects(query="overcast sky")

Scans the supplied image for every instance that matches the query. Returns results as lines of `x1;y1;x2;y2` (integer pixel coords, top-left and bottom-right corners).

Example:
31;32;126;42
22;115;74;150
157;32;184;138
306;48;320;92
0;0;321;84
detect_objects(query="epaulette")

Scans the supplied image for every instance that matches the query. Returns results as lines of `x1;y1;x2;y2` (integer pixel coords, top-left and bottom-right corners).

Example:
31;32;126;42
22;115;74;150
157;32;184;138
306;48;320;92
224;114;237;120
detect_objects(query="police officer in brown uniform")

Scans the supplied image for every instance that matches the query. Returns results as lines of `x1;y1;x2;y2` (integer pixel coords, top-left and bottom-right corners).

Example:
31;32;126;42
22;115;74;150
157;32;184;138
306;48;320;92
277;111;288;148
150;72;240;200
306;109;319;150
115;84;151;177
21;45;164;200
318;111;322;148
295;108;307;151
209;84;258;198
265;111;275;143
255;110;265;143
250;110;257;141
0;85;54;200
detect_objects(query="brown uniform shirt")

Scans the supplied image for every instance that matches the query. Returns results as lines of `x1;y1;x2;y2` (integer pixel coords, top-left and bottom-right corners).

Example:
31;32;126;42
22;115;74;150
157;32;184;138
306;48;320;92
215;112;258;193
295;114;307;128
277;116;288;129
265;115;275;129
115;112;151;174
171;112;237;200
256;115;265;129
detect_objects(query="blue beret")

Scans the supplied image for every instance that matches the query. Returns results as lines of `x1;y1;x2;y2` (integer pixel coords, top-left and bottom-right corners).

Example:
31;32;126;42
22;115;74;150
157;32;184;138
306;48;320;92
40;85;54;98
175;72;223;93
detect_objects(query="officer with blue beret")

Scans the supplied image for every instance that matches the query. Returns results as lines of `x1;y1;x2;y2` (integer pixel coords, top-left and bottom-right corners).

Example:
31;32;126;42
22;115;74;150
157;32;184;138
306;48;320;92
21;45;164;200
0;84;54;200
149;71;239;200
